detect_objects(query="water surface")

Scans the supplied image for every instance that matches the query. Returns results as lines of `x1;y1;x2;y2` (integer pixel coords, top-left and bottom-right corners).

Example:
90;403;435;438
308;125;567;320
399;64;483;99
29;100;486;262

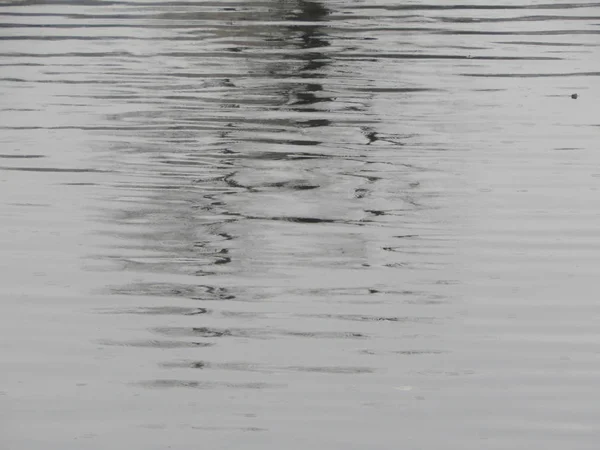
2;1;600;449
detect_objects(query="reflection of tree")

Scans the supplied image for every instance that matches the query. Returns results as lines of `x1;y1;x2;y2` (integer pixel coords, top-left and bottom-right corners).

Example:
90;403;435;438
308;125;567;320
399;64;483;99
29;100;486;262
218;0;337;166
287;1;330;67
103;0;340;286
97;1;448;370
209;0;378;278
277;1;333;119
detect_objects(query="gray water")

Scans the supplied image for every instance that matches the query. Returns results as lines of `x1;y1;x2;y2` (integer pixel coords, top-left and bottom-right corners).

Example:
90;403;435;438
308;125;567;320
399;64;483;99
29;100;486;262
2;1;600;449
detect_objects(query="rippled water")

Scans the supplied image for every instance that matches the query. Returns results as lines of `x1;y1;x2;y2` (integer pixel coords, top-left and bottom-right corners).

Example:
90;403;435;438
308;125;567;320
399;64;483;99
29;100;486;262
2;1;600;449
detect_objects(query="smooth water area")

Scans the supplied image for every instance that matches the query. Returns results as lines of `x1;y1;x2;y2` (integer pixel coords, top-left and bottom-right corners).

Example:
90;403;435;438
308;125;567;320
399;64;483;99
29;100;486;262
1;1;600;449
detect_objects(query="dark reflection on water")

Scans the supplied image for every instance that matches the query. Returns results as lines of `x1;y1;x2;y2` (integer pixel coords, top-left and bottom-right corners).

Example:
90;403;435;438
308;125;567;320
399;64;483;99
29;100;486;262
2;0;600;449
137;379;282;390
161;360;375;374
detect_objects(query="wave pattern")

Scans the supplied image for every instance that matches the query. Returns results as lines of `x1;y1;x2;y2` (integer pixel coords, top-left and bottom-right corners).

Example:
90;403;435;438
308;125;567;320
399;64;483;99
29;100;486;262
1;1;600;449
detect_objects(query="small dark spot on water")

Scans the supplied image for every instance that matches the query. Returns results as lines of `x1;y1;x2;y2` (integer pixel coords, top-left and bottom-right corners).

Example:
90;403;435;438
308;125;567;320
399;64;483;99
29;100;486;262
362;127;378;145
190;361;208;369
217;232;234;241
571;93;578;99
214;256;231;265
354;188;368;198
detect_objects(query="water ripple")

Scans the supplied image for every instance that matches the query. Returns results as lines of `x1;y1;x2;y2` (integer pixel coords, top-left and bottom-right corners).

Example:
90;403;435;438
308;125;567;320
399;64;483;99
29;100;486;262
3;1;600;448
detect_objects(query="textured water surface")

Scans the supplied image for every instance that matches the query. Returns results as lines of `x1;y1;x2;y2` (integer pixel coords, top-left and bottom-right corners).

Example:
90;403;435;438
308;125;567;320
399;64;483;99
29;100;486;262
1;1;600;449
